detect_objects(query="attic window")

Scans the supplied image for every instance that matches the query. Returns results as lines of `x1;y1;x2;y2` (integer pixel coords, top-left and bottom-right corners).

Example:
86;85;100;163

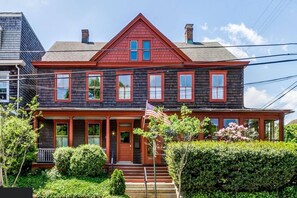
130;40;138;61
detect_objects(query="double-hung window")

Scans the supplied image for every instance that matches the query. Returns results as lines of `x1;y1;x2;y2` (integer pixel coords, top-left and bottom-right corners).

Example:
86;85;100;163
210;71;227;102
148;73;164;101
55;72;71;101
117;72;133;101
143;40;151;61
178;71;194;102
86;72;103;101
0;71;9;102
55;122;68;148
130;40;138;61
86;121;101;145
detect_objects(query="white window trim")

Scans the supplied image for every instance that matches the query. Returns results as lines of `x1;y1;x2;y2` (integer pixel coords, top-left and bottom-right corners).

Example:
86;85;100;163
0;71;9;102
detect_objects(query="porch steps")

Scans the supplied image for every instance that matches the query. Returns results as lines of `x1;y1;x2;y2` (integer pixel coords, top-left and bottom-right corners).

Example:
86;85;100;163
112;165;172;183
125;182;177;198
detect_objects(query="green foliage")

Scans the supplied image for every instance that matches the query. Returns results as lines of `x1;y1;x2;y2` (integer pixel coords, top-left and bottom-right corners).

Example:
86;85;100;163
70;144;107;177
166;141;297;193
53;147;74;175
0;97;41;187
46;167;62;180
109;169;126;195
187;191;279;198
285;124;297;143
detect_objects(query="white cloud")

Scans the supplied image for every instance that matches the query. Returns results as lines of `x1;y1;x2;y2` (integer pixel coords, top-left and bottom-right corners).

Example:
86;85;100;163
203;37;249;59
221;23;265;45
26;0;49;7
201;23;208;31
244;87;272;108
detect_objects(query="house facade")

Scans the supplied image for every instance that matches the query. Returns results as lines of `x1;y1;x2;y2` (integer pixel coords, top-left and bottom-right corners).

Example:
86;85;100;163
0;12;44;107
33;14;291;165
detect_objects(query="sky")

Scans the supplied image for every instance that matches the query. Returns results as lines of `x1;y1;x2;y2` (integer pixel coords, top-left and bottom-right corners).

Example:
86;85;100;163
1;0;297;123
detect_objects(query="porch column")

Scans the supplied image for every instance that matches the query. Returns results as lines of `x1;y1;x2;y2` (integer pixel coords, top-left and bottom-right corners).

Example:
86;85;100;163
33;117;38;146
140;117;145;164
106;116;110;163
259;117;265;140
69;116;74;147
279;114;284;141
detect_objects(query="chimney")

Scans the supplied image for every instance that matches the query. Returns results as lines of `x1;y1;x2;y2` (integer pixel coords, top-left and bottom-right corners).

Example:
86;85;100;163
184;24;193;44
81;29;89;43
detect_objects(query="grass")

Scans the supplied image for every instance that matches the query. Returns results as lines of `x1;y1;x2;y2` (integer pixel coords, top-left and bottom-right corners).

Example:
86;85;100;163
15;170;129;198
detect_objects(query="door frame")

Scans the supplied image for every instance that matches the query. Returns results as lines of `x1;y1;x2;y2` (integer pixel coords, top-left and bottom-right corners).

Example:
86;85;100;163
116;119;134;162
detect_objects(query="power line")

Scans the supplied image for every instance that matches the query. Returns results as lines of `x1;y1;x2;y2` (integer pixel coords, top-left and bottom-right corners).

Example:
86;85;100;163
245;74;297;86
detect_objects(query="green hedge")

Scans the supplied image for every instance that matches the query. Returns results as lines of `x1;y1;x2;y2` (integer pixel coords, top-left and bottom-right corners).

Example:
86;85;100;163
165;141;297;193
70;144;107;177
53;147;74;175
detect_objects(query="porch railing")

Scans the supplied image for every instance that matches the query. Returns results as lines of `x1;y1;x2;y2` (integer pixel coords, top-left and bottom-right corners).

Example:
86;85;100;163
37;148;55;163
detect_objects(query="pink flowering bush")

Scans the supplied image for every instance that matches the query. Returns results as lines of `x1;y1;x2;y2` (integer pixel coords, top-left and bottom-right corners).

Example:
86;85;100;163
215;122;257;142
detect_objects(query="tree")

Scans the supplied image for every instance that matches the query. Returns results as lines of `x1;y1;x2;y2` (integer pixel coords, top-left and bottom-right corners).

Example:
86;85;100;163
0;97;41;187
134;105;208;198
284;124;297;143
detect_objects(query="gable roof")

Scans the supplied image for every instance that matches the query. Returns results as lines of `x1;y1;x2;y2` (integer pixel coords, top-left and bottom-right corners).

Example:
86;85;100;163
90;13;191;62
42;41;237;62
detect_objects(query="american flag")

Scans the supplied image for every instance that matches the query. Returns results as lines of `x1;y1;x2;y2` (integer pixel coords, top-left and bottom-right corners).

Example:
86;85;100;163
144;101;170;125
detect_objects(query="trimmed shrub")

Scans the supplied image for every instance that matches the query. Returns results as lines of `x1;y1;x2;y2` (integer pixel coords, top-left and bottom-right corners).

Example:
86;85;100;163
70;144;107;177
53;147;74;175
109;169;126;195
166;141;297;193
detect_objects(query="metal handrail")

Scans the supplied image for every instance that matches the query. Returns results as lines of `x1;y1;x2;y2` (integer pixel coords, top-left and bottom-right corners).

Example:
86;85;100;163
144;167;148;198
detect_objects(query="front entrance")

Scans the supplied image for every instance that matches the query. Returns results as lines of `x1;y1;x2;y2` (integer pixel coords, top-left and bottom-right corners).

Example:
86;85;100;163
117;121;133;162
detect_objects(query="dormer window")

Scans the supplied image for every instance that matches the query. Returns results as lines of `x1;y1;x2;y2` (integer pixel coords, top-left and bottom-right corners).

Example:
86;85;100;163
130;40;138;61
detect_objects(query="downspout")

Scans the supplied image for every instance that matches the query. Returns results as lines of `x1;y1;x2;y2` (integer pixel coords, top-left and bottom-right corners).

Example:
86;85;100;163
15;64;20;110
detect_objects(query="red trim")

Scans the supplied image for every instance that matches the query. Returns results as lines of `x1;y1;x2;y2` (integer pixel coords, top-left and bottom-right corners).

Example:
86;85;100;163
116;71;133;102
177;71;195;102
32;60;249;68
84;120;103;146
53;120;69;148
147;72;164;102
90;13;191;62
86;71;103;102
54;71;72;102
209;70;227;102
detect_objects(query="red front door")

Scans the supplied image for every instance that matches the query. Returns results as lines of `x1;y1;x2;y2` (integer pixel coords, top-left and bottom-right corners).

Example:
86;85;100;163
117;123;133;162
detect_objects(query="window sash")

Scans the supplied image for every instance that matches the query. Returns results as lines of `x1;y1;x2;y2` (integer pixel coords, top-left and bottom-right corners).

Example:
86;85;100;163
211;74;225;100
143;41;151;60
88;74;101;100
179;74;192;100
130;40;138;61
88;123;100;145
0;72;9;102
56;123;68;148
118;75;131;99
56;74;70;100
149;75;162;99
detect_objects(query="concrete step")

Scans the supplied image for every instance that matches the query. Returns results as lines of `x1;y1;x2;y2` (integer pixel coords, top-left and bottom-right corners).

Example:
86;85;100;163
126;183;177;198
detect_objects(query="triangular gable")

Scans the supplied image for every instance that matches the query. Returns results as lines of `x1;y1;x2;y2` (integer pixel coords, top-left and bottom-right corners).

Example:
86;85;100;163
90;13;191;63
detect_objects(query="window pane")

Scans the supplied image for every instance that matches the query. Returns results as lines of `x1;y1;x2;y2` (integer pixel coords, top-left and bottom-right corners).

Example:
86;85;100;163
179;74;192;100
121;132;130;143
88;124;100;145
56;123;68;148
118;75;131;99
130;41;138;60
130;51;137;60
224;119;238;127
150;75;161;86
0;72;9;101
265;120;279;141
204;118;219;139
56;74;69;100
212;74;224;86
88;74;101;100
143;41;151;60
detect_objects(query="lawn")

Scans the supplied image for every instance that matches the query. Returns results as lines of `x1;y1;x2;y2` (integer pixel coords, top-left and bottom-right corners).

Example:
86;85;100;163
15;171;128;198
